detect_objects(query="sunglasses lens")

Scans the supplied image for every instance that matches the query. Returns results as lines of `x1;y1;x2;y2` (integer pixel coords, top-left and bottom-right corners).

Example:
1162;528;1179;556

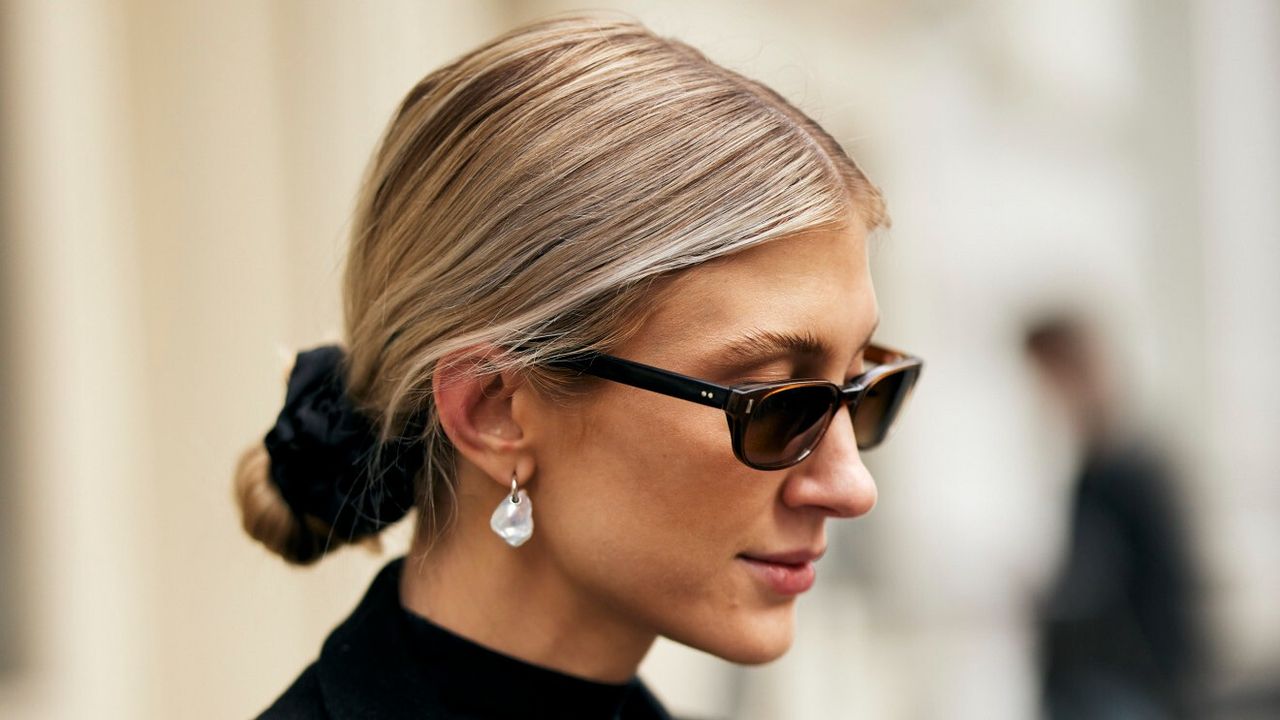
743;385;839;468
853;367;919;449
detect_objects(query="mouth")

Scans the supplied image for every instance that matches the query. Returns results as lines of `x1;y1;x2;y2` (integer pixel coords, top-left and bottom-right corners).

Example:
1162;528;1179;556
736;547;825;596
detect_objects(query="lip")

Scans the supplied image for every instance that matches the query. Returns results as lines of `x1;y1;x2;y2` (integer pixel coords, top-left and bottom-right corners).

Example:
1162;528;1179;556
737;546;825;596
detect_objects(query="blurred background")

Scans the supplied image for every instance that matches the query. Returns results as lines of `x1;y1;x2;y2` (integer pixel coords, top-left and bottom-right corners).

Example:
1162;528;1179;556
1;1;1276;718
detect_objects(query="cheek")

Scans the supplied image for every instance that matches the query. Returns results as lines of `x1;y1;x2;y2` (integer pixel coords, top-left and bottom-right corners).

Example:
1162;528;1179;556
533;389;798;661
539;391;745;579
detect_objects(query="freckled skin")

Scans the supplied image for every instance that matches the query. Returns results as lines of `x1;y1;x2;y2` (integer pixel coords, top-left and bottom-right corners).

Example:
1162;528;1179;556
416;222;881;681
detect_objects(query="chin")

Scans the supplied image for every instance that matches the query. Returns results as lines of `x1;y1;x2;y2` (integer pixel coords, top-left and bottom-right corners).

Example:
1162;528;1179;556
674;605;797;665
717;637;794;665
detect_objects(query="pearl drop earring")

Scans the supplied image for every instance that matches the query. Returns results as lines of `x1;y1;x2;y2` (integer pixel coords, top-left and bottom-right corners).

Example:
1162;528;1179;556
489;470;533;547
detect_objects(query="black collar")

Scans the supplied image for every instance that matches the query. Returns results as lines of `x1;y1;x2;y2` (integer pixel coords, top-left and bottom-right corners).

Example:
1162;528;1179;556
314;556;673;719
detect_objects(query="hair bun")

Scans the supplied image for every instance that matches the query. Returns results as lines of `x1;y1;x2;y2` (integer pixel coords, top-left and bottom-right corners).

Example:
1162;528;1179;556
262;344;423;550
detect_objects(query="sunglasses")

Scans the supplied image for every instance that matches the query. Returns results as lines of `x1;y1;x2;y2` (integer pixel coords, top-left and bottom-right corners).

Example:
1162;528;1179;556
542;343;923;471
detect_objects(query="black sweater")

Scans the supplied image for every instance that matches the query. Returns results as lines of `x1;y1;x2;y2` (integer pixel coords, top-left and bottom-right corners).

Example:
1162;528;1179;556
256;556;675;719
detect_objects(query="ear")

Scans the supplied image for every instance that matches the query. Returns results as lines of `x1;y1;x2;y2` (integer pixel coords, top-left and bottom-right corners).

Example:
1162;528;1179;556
432;344;536;490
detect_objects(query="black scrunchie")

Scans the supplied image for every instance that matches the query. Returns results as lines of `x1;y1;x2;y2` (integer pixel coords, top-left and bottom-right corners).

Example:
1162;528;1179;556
263;344;425;550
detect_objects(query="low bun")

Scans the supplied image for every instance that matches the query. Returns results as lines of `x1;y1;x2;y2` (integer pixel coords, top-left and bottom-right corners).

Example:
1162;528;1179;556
233;442;343;564
233;345;427;565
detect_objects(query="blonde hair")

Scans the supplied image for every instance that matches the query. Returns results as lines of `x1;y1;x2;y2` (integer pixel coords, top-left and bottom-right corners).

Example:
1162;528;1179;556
234;11;888;564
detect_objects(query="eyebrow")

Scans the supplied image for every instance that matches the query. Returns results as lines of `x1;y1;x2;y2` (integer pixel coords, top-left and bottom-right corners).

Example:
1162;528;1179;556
707;316;881;373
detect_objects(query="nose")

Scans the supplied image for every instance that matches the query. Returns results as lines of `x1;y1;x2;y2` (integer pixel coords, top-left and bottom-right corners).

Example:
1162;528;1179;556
778;405;877;518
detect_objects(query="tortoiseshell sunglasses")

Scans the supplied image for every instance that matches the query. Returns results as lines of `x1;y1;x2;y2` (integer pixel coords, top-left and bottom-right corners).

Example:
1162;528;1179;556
543;344;923;471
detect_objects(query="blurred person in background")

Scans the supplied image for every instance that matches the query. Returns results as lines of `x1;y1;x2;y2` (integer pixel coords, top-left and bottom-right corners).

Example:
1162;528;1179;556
233;13;921;719
1026;315;1204;720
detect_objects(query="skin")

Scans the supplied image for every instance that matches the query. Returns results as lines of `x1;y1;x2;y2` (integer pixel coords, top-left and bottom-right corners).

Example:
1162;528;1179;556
402;219;881;684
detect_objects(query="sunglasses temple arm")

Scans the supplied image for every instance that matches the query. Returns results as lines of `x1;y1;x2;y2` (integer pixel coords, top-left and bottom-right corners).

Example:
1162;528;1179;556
554;354;730;410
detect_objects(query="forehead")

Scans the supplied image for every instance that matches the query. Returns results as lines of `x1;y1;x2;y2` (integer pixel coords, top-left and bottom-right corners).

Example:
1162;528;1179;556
627;225;878;368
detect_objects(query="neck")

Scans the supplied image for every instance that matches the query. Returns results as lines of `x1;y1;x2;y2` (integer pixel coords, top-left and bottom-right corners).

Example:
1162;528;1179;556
398;475;657;684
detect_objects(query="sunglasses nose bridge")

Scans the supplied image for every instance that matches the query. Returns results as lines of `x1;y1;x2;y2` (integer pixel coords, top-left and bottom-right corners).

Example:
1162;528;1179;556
838;384;864;414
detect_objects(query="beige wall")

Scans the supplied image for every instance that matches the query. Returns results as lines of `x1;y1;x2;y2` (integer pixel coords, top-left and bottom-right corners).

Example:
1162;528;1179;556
0;2;502;718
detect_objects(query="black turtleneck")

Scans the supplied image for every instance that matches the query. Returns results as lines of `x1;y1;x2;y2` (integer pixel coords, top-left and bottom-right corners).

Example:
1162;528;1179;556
255;556;675;719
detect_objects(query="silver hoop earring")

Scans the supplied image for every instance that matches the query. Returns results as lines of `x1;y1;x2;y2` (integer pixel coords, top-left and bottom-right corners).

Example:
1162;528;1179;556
489;470;533;547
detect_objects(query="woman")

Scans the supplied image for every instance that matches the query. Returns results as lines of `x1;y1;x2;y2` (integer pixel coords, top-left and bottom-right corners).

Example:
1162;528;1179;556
236;12;922;719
